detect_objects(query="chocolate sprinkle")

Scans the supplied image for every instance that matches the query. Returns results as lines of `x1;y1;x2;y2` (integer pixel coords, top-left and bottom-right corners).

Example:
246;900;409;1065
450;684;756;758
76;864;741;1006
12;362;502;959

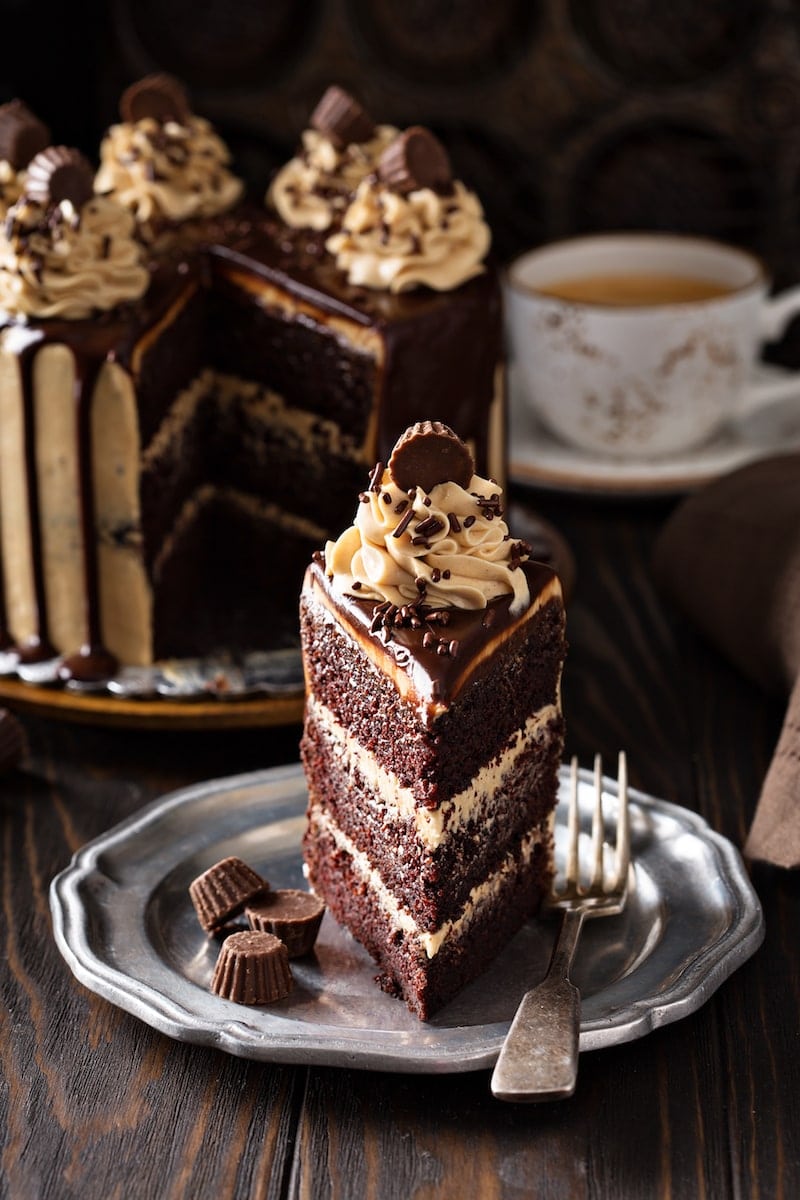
392;507;415;538
368;460;384;492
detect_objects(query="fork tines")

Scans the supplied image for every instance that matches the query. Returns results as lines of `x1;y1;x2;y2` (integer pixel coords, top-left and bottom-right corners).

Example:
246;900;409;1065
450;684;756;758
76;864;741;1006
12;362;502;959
553;752;630;909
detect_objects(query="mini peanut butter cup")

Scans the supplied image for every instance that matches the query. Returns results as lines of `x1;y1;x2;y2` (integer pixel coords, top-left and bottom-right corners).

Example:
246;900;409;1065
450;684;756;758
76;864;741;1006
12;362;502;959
378;126;452;195
25;147;94;211
120;73;190;126
388;421;474;493
0;708;26;773
245;888;326;958
189;855;269;934
0;100;50;171
210;930;293;1004
310;85;375;149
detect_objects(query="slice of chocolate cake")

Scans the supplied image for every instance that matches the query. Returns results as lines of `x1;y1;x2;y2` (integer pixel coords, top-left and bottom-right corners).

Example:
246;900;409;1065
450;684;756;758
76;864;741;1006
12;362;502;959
300;422;566;1020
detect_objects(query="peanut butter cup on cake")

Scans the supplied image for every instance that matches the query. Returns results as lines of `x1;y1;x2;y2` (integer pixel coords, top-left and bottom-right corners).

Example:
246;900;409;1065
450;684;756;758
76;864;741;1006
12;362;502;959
300;422;566;1020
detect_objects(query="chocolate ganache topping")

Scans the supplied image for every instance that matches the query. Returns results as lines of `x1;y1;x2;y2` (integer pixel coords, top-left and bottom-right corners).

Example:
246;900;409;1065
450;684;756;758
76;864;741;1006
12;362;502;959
325;422;531;619
95;73;243;238
269;86;399;233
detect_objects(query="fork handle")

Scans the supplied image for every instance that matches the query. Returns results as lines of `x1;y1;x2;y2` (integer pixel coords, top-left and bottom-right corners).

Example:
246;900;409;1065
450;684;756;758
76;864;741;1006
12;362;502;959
491;909;584;1102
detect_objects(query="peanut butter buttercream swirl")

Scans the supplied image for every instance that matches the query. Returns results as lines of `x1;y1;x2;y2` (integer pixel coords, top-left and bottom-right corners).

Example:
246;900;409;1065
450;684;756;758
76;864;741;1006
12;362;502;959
269;125;400;233
0;193;149;319
325;468;530;616
0;161;25;218
325;178;490;293
94;115;243;236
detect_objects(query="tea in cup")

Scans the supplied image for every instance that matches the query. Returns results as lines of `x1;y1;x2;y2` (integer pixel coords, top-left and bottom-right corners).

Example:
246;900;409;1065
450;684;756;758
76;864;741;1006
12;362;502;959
505;233;800;459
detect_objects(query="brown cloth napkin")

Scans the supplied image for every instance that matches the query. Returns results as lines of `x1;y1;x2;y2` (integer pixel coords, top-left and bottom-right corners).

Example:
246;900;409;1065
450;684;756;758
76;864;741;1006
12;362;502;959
653;453;800;868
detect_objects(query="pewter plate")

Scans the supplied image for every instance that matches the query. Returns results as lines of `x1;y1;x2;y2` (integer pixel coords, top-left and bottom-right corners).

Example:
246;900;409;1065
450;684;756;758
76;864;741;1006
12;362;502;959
50;764;764;1073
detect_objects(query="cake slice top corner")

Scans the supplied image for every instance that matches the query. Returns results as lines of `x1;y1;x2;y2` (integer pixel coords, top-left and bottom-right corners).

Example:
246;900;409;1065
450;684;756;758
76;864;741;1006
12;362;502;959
302;420;563;724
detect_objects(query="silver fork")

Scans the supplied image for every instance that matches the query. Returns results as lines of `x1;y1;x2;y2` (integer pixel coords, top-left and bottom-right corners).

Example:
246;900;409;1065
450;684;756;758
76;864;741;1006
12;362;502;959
491;752;630;1102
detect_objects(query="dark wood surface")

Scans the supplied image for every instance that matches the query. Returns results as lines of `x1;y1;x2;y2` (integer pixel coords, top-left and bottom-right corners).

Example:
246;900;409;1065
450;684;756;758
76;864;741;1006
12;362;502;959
1;484;797;1200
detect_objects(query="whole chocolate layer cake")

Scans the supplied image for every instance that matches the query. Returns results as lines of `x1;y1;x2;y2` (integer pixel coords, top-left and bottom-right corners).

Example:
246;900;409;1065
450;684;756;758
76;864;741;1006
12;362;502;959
300;422;566;1019
0;82;503;681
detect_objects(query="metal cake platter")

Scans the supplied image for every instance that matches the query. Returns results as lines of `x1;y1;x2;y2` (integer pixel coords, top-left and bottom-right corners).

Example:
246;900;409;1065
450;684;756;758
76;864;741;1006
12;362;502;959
50;763;764;1074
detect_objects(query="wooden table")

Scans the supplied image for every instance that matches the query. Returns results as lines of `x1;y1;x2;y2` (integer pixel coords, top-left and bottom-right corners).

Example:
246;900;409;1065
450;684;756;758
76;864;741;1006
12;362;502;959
1;485;796;1200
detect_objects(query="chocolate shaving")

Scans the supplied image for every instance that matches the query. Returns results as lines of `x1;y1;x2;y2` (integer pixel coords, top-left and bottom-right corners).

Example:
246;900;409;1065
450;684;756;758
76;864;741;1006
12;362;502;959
120;73;190;125
24;147;94;211
310;85;375;150
0;100;50;170
378;126;453;195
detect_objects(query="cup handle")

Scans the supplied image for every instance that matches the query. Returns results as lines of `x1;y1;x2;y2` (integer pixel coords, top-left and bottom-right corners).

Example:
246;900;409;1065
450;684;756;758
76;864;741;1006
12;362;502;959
759;284;800;342
738;287;800;419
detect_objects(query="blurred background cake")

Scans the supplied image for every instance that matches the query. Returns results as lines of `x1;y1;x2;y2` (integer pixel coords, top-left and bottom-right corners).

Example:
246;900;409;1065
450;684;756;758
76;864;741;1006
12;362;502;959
0;79;503;682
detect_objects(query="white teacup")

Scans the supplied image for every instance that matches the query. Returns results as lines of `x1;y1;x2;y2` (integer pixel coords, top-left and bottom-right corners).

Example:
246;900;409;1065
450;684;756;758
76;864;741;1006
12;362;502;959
505;233;800;459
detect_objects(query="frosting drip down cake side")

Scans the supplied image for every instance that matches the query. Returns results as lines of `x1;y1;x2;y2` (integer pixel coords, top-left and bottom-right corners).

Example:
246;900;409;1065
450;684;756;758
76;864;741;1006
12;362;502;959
299;422;566;1020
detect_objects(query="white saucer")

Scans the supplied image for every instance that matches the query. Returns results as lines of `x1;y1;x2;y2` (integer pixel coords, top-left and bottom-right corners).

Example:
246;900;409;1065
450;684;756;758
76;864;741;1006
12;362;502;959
508;365;800;497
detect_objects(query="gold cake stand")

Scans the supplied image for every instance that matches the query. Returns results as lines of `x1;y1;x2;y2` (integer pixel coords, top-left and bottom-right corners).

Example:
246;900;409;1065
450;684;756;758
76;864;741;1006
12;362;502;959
0;677;304;730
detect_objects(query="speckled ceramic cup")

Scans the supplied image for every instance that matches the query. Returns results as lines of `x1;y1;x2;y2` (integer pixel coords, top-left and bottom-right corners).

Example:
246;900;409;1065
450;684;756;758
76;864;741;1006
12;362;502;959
506;233;800;459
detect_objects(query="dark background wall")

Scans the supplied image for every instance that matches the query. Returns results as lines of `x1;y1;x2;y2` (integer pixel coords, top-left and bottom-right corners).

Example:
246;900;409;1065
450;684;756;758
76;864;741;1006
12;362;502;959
4;0;800;357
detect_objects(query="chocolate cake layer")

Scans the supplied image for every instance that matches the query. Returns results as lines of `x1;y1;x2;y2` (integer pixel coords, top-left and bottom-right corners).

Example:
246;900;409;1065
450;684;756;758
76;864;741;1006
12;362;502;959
152;487;323;658
300;559;566;803
303;814;551;1020
301;697;563;928
139;372;363;568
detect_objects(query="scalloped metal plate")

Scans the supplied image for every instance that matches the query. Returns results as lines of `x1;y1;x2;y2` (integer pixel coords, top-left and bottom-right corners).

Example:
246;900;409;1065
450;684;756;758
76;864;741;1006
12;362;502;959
50;764;764;1073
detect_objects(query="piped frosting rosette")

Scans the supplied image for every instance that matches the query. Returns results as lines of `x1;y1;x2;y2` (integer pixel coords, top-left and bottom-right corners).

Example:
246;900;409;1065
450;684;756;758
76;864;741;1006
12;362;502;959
0;147;149;320
95;74;242;237
326;126;490;293
269;85;398;233
325;423;530;617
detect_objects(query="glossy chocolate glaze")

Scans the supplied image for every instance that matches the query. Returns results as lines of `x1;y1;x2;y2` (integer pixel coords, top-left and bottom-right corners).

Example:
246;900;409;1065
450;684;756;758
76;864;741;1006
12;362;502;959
307;557;560;713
